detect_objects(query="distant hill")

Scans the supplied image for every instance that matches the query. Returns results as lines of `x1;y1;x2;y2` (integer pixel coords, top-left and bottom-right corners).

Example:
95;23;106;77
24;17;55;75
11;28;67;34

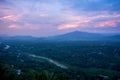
0;31;120;41
108;35;120;41
46;31;106;41
0;35;44;41
10;36;40;40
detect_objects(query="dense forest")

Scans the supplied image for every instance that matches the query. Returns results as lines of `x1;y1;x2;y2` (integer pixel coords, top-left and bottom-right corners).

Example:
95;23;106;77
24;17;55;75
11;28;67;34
0;40;120;80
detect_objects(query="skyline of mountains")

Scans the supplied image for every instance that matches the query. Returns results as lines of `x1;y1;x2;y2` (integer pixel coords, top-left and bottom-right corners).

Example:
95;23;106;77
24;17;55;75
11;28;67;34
0;31;120;41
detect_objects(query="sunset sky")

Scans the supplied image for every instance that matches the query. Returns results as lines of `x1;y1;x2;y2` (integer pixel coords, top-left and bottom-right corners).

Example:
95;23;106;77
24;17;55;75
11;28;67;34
0;0;120;37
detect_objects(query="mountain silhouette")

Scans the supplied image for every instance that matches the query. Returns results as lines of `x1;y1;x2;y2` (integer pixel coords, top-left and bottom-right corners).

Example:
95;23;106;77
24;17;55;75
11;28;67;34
0;31;120;41
47;31;105;41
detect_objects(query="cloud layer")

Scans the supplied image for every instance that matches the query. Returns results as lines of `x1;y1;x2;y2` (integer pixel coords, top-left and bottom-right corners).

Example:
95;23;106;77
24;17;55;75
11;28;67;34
0;0;120;36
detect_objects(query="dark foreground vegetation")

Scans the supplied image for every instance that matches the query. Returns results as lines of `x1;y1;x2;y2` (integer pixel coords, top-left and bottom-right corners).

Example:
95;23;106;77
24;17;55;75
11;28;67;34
0;63;120;80
0;40;120;80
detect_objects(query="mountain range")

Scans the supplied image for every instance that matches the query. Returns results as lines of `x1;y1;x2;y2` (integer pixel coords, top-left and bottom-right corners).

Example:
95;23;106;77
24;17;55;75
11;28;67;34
0;31;120;41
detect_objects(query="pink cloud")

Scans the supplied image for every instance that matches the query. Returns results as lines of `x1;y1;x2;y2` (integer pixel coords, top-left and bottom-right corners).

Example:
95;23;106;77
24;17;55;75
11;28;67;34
98;20;120;27
89;14;120;20
58;23;79;30
58;13;120;30
8;24;21;29
58;17;92;30
2;15;21;22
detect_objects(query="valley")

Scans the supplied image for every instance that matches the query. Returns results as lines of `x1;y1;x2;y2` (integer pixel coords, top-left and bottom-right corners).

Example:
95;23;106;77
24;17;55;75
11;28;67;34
0;39;120;80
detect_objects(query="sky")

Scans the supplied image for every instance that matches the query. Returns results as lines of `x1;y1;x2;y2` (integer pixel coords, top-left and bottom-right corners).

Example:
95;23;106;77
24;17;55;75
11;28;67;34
0;0;120;37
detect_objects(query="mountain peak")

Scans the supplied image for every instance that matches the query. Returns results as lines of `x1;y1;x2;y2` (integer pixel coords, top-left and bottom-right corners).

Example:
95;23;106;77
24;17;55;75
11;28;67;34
65;30;90;36
49;31;105;41
72;30;80;33
68;30;90;34
70;30;84;33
